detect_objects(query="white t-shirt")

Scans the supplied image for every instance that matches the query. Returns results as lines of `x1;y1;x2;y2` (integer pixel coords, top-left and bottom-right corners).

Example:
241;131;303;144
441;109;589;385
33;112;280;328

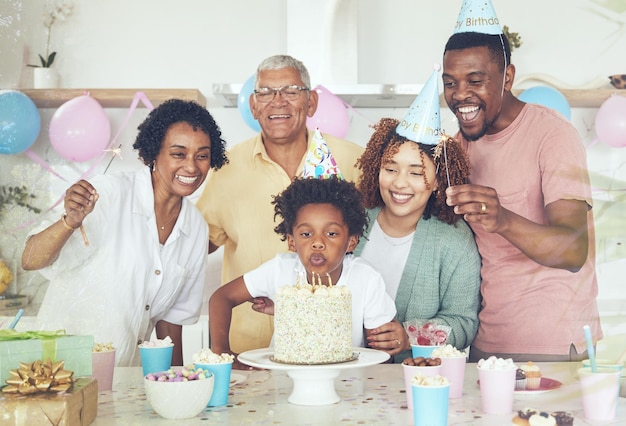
360;219;413;300
33;168;208;366
244;253;397;347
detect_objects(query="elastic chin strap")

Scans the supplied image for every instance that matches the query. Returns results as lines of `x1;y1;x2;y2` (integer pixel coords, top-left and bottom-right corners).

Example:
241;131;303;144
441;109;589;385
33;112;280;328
498;34;508;98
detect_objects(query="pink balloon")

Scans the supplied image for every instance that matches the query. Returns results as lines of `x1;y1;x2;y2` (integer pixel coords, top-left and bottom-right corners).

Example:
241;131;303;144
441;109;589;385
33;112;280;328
595;95;626;148
49;94;111;161
307;85;350;138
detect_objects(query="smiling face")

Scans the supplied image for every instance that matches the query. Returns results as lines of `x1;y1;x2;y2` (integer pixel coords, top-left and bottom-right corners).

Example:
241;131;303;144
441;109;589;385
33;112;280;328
152;122;212;197
250;67;318;145
442;45;508;141
287;203;358;286
378;142;437;224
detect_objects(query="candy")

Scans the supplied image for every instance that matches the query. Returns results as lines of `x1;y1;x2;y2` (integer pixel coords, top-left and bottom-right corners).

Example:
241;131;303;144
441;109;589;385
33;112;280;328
144;367;210;382
403;320;452;346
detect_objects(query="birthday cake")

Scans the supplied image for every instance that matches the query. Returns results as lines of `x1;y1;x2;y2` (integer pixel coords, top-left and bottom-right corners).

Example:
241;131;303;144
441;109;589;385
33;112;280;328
273;280;353;365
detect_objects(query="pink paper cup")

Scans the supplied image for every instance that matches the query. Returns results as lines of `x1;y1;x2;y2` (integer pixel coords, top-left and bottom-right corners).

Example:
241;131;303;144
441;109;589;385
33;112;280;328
477;366;516;414
402;363;441;410
91;349;116;391
578;366;621;422
438;355;466;398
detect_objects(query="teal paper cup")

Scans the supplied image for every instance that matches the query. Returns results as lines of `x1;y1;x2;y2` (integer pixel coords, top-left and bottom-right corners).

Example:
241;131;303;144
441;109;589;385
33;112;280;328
412;382;450;426
411;344;437;359
194;361;233;407
139;345;173;377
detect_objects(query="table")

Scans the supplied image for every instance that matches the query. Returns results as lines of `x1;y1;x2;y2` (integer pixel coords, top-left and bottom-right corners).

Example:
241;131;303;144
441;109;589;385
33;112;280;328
94;362;625;425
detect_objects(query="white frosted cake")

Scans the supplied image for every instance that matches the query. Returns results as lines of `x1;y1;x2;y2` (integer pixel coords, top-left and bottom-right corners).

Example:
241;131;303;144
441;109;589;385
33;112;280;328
273;282;353;364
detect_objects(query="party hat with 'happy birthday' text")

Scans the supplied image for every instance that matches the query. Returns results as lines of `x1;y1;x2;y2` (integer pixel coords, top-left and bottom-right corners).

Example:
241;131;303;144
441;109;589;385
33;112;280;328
453;0;502;35
301;129;344;179
396;66;442;145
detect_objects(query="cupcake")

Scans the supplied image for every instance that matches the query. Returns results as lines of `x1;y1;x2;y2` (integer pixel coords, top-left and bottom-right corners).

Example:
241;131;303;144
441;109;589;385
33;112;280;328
520;361;542;390
512;408;539;425
550;411;574;426
515;368;527;390
528;412;556;426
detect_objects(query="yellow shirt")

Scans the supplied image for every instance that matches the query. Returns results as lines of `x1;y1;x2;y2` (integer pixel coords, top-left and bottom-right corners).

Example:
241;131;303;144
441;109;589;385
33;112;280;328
196;130;364;353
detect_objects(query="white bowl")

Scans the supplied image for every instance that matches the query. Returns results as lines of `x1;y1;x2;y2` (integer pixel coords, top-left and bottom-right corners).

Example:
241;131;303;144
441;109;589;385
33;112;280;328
144;372;214;419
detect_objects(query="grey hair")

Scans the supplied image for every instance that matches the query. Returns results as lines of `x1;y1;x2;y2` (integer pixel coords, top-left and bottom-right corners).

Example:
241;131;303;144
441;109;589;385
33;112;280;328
255;55;311;88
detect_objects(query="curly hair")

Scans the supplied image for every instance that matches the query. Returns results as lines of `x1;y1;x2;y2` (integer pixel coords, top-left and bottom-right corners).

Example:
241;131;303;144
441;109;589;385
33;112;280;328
132;99;229;170
272;176;368;241
356;117;471;225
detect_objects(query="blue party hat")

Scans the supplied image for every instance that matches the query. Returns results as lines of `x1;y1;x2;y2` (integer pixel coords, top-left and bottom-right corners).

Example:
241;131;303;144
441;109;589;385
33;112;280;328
396;66;442;145
453;0;502;35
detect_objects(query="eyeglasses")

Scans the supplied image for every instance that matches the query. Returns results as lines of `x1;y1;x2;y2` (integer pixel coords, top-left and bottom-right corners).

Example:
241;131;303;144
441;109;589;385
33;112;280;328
253;85;309;103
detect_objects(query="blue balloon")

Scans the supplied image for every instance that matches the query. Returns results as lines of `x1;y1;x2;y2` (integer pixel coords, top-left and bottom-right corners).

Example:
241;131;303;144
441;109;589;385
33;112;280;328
0;90;41;154
518;86;571;120
238;74;261;132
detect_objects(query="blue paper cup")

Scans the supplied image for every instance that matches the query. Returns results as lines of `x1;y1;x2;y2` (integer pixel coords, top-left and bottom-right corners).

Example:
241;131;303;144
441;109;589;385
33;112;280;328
139;345;173;377
412;383;450;426
411;344;437;359
194;361;233;407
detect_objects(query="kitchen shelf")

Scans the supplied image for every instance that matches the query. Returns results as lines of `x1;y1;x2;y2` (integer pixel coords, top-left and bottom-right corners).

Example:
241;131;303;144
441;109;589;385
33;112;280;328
213;83;623;108
21;88;206;108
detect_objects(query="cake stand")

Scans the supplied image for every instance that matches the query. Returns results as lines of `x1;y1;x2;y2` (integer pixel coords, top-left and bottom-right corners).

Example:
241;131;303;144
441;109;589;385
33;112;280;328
237;347;390;406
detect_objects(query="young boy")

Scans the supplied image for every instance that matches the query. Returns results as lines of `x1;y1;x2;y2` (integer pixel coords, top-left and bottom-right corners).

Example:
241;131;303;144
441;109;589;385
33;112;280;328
209;176;397;370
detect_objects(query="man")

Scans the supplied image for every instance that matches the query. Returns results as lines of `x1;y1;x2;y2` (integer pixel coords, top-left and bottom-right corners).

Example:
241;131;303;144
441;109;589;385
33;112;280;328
442;27;603;361
196;55;363;354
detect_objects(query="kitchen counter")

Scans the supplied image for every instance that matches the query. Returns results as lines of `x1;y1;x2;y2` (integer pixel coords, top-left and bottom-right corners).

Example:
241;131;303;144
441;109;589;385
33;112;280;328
93;361;625;425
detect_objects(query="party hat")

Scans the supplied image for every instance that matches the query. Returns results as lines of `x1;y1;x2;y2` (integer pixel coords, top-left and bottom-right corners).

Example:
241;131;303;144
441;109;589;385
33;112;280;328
453;0;502;35
396;66;442;145
301;129;344;179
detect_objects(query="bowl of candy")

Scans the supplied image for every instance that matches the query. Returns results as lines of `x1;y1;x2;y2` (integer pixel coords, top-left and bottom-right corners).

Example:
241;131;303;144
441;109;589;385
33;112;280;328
144;367;214;420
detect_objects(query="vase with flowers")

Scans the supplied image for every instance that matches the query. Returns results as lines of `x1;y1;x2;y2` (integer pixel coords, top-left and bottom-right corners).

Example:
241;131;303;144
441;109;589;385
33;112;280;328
28;0;74;88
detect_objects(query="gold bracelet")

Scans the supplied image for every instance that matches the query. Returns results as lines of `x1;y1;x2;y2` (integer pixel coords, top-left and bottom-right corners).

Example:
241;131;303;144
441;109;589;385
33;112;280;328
61;213;77;231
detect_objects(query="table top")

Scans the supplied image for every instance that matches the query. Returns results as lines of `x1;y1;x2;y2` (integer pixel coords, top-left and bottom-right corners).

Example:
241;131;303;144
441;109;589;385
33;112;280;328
94;361;625;425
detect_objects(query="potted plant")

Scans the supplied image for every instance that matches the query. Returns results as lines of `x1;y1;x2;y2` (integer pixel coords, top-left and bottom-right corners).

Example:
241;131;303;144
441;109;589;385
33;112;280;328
28;0;74;88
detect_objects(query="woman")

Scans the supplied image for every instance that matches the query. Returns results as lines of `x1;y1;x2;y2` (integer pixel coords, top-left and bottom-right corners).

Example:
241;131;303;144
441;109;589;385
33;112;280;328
22;99;228;366
356;117;481;362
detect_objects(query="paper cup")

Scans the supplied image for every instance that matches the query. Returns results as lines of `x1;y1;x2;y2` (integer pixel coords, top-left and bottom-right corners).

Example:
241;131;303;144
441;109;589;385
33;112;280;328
578;366;621;422
438;355;466;398
410;344;437;358
412;383;450;426
402;363;441;410
139;345;173;377
91;349;116;391
195;361;233;407
477;366;516;414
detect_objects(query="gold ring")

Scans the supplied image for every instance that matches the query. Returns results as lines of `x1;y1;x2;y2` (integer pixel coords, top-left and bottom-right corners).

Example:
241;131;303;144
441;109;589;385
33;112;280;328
480;202;487;214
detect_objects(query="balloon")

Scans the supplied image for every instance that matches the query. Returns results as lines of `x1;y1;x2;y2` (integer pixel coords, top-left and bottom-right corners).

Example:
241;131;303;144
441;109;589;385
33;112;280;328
238;74;261;132
0;90;41;154
595;95;626;148
518;86;571;120
49;94;111;162
307;85;350;138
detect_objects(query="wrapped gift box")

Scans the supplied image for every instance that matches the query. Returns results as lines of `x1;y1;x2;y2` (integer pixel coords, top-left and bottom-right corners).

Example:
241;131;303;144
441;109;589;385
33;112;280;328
0;377;98;425
0;332;94;384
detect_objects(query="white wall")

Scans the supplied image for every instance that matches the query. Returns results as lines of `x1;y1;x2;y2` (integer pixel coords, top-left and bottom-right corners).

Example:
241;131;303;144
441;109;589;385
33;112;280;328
1;0;625;359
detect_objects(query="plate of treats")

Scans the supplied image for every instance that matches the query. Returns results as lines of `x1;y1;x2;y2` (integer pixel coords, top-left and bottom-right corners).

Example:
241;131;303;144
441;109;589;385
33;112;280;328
515;377;562;394
512;408;574;426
